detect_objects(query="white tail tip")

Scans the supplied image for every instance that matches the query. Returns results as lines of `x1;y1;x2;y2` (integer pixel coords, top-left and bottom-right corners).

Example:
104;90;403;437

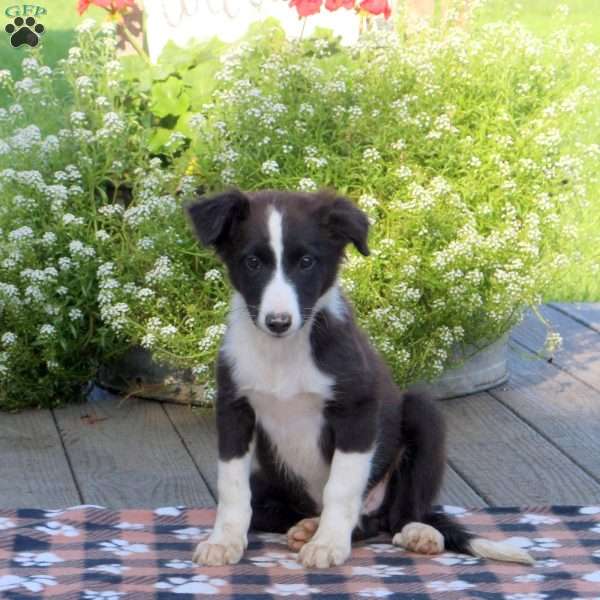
469;538;535;565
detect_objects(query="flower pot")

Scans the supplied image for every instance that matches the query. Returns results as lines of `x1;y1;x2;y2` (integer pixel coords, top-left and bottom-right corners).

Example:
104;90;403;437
409;333;509;400
97;333;509;406
96;346;206;405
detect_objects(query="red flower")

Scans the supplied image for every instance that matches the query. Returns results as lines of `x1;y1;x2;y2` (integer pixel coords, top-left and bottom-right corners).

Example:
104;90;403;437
289;0;322;18
113;0;135;10
359;0;391;19
325;0;355;10
78;0;135;15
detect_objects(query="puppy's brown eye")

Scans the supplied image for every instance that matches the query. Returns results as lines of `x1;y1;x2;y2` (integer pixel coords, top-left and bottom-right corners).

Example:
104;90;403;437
299;255;315;270
245;255;261;271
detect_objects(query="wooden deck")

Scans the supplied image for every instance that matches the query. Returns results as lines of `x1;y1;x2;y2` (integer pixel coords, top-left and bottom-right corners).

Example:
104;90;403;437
2;303;600;509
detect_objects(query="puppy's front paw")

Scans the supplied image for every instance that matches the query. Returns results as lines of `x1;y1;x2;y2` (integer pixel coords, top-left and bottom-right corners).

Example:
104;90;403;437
298;538;350;568
393;522;444;555
192;539;244;566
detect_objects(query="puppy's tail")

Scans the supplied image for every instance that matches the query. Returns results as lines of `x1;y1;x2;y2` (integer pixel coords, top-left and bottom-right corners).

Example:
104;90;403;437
424;512;534;565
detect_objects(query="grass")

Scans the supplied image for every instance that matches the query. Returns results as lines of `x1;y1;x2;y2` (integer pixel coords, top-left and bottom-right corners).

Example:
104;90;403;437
1;0;598;301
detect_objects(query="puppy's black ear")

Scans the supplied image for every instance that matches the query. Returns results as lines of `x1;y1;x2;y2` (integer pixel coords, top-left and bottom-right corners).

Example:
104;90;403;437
322;195;370;256
185;189;249;248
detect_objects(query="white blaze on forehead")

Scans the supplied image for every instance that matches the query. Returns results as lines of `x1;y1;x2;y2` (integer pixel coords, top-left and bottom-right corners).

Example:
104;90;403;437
258;208;301;332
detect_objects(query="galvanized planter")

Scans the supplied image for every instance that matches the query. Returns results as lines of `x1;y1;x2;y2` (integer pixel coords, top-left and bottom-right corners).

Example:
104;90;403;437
96;346;205;405
97;334;509;404
409;333;509;400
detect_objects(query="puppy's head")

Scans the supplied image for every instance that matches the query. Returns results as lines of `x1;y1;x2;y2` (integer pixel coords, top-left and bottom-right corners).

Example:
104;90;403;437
186;189;369;338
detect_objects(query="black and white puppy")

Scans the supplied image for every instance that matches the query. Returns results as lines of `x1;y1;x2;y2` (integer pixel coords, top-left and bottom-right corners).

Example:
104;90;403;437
185;189;533;569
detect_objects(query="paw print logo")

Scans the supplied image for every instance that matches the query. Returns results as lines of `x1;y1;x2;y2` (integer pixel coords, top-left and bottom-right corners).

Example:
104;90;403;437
5;16;44;48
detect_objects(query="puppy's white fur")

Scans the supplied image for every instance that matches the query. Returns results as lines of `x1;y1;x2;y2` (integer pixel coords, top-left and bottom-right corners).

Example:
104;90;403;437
300;449;374;568
257;209;301;335
193;450;253;565
223;291;333;506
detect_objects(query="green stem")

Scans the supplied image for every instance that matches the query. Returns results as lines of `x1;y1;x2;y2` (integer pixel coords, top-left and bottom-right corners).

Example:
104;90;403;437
119;17;150;64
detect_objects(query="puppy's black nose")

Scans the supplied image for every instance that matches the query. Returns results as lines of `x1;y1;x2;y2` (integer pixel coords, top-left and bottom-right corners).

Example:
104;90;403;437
265;312;292;334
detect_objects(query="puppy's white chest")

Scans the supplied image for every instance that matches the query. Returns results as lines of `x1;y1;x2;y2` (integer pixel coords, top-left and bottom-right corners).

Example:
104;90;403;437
250;390;330;505
223;305;333;504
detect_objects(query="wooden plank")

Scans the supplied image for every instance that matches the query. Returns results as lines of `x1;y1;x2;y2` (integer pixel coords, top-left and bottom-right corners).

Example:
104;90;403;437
511;306;600;392
550;302;600;333
488;346;600;484
165;405;486;509
439;465;487;508
438;392;600;505
0;410;80;508
164;405;218;502
53;391;214;508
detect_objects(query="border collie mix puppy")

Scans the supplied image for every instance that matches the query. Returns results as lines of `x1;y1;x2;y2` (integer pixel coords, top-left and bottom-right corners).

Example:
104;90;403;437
186;189;533;569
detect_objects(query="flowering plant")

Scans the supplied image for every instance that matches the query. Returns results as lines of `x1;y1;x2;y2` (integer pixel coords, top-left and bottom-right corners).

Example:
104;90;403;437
0;22;219;409
188;16;597;384
1;12;598;410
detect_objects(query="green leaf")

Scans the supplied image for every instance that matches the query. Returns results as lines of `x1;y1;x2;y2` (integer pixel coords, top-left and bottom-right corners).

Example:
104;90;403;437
182;62;220;108
150;77;190;118
148;127;172;153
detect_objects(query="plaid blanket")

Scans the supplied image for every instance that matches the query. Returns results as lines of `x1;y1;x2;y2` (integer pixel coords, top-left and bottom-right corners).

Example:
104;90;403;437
0;505;599;599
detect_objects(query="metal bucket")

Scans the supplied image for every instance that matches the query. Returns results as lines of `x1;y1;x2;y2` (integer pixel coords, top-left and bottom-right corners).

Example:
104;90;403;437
96;346;206;405
97;334;509;405
409;334;509;400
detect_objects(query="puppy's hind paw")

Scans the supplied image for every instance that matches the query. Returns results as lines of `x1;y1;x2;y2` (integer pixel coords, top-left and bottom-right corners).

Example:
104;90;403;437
287;517;320;552
393;522;444;555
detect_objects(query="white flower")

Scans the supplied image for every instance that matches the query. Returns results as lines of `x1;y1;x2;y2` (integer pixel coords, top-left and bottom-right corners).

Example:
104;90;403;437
9;226;34;243
160;325;178;338
69;240;95;259
62;213;84;226
261;159;280;175
137;237;154;250
39;324;56;338
363;147;381;163
76;18;96;33
145;256;174;283
204;269;222;282
69;308;84;321
298;177;317;192
1;332;17;347
70;111;87;126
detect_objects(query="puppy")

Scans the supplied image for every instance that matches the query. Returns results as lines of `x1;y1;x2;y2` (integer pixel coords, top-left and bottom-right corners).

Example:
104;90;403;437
185;189;533;568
